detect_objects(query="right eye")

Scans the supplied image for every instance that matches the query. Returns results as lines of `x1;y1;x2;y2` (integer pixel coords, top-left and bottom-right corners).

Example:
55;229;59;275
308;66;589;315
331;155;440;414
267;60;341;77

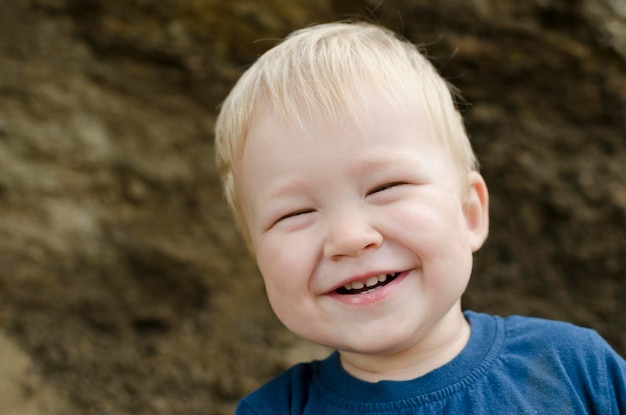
271;209;315;227
278;209;314;221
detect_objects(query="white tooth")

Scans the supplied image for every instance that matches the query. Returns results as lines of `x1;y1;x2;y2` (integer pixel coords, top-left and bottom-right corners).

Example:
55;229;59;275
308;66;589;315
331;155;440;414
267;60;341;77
351;280;365;289
365;276;379;287
343;284;352;290
377;274;387;283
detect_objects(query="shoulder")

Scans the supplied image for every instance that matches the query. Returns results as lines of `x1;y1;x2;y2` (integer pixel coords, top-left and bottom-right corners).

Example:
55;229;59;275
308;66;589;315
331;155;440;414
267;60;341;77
466;311;626;412
235;360;319;415
465;311;603;354
499;313;606;353
466;311;626;382
465;311;604;348
491;313;626;394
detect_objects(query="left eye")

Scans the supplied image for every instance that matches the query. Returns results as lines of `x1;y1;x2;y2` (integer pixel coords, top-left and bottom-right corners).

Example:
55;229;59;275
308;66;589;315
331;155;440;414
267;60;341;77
368;182;406;195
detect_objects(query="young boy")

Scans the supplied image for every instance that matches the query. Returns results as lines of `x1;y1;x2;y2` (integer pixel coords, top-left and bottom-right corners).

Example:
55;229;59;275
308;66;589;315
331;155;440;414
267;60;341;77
215;21;626;414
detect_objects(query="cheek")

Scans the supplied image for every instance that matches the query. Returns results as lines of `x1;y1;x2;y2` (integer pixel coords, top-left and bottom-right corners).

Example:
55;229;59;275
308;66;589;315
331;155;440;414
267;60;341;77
392;198;472;256
256;237;309;300
256;243;318;336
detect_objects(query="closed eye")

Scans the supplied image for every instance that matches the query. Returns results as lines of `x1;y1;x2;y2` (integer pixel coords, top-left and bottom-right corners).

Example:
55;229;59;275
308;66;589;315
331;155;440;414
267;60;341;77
275;209;315;224
367;182;407;195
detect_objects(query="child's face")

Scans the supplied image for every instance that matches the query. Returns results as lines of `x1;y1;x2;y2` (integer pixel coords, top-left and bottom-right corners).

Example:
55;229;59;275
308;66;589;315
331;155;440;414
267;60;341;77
238;92;488;357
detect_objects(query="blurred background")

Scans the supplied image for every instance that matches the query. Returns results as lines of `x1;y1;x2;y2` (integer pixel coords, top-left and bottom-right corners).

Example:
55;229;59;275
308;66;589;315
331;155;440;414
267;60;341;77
0;0;624;414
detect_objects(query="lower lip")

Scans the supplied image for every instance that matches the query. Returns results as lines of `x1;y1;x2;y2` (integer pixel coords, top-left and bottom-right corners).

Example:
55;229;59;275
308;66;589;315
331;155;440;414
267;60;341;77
327;271;410;306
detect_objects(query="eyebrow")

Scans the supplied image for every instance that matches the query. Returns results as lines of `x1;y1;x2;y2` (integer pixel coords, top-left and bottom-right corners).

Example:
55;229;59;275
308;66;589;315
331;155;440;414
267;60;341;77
258;178;311;205
260;152;423;199
347;151;427;176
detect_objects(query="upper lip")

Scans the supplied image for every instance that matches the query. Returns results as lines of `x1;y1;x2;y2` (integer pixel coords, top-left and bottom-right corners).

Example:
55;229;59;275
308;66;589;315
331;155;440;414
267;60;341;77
326;269;405;293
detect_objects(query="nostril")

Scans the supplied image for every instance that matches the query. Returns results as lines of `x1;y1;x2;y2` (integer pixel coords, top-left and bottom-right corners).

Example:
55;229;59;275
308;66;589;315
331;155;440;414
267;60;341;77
364;240;381;250
322;217;383;258
324;233;383;258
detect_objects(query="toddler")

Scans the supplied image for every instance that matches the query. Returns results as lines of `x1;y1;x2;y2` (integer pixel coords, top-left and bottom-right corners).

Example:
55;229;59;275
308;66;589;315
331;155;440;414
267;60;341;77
215;21;626;414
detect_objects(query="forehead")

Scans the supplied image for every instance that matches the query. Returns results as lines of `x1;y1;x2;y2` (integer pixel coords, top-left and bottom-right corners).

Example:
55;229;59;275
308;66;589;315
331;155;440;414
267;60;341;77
245;80;429;146
239;89;444;179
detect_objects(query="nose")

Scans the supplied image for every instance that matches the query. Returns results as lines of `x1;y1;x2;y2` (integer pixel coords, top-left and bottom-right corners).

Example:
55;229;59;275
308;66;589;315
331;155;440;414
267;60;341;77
322;213;383;259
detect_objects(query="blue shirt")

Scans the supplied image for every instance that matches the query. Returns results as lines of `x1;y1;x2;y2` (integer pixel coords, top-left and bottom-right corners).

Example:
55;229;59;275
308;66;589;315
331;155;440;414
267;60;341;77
236;311;626;414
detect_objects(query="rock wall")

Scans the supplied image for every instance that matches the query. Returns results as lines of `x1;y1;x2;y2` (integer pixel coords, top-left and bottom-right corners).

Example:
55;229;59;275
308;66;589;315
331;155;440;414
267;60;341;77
0;1;624;414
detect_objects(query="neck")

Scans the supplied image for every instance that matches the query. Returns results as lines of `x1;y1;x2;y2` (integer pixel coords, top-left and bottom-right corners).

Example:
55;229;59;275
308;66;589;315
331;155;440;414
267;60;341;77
338;306;471;382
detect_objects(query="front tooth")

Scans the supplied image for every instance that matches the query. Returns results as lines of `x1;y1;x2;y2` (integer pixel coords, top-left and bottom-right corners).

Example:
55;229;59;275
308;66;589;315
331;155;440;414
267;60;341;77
377;274;387;283
365;276;379;287
351;280;365;289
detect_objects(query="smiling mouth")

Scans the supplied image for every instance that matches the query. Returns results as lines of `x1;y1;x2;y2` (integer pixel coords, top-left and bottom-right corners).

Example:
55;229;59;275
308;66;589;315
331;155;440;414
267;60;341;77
335;272;400;295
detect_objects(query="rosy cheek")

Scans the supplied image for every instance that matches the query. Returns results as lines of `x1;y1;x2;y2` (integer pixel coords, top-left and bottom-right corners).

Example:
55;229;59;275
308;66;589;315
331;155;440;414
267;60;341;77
259;250;296;287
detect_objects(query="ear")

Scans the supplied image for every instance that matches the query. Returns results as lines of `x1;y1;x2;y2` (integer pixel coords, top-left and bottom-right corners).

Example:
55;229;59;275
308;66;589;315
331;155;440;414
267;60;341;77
462;171;489;252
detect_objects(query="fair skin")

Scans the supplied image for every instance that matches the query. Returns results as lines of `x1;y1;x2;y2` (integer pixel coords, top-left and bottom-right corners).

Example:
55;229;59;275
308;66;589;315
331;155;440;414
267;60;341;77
238;90;489;382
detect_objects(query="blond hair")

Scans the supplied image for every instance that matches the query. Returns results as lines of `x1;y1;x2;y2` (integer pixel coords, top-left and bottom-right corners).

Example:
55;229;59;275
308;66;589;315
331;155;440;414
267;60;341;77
215;21;478;248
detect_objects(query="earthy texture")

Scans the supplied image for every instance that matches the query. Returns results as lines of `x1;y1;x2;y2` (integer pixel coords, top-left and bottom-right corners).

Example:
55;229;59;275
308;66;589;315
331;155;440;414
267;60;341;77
0;1;624;414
